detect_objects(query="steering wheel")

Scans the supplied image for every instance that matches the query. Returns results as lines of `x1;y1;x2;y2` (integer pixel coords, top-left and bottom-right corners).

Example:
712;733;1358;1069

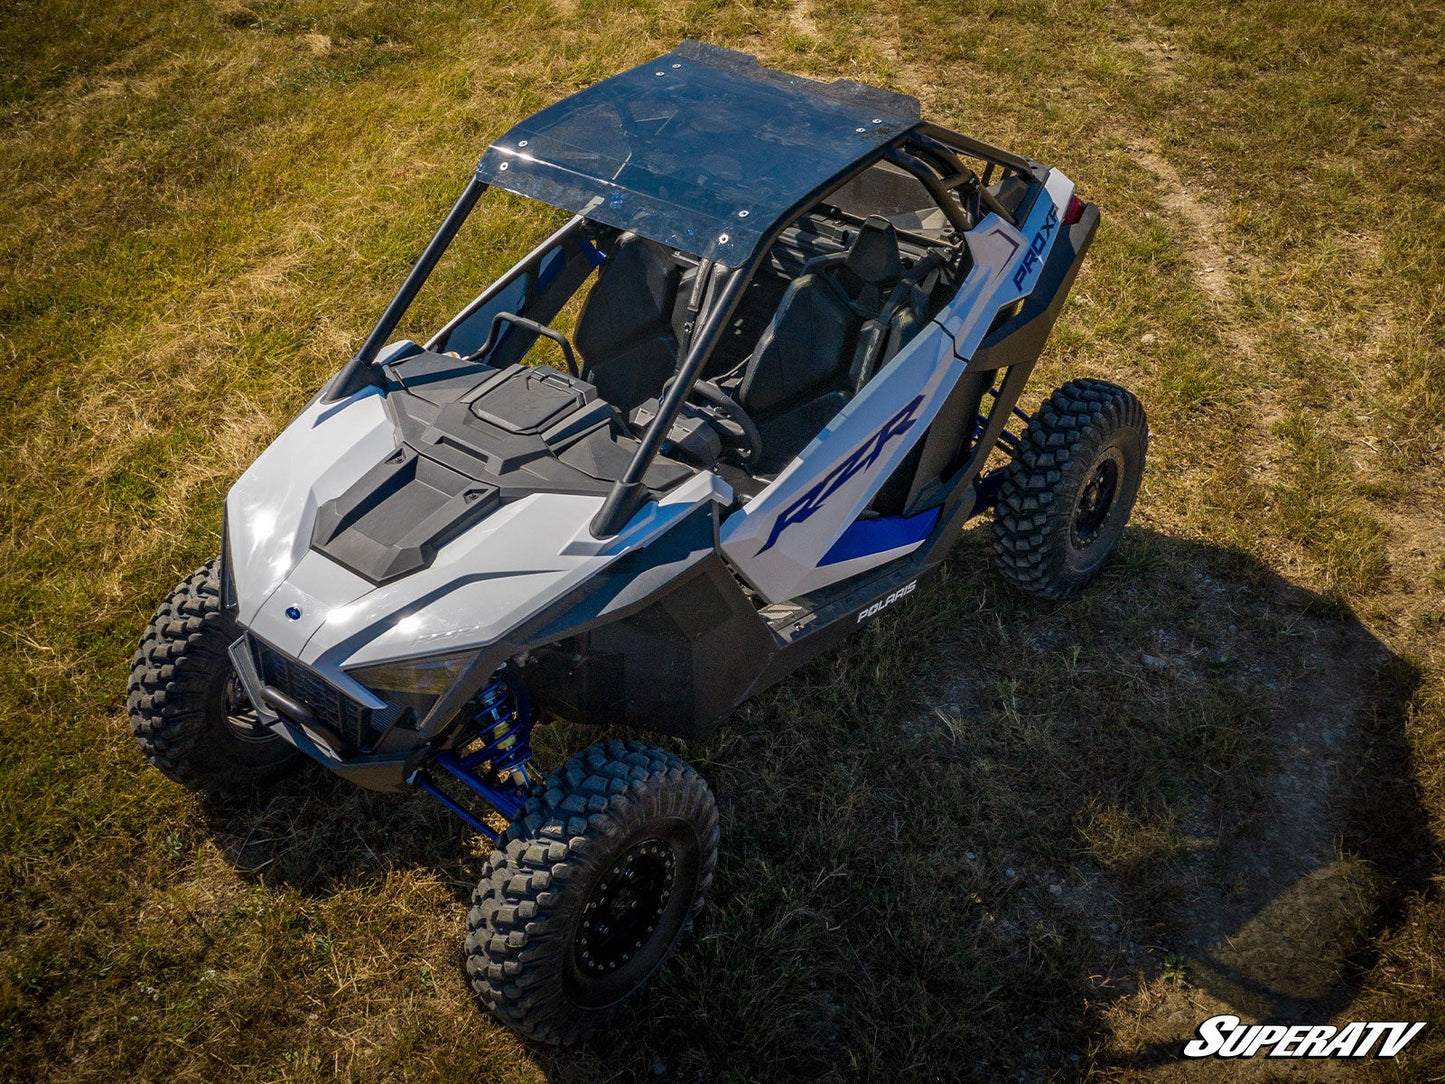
686;380;763;467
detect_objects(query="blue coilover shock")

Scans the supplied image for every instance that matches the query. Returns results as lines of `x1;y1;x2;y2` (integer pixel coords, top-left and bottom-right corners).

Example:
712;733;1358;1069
411;673;536;838
465;675;535;789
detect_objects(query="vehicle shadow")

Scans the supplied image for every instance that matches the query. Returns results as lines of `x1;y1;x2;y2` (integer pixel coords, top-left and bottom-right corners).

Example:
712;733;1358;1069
199;754;488;902
542;527;1435;1081
200;525;1434;1082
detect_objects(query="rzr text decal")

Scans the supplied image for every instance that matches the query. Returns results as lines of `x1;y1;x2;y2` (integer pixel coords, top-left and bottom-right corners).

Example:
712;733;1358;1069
756;395;925;556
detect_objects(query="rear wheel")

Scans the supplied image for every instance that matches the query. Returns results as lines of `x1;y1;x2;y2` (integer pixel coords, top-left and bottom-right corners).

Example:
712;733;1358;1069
128;560;302;797
466;739;719;1044
992;379;1148;599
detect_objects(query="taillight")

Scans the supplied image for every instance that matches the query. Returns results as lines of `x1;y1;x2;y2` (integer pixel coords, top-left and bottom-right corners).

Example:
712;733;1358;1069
1062;194;1085;226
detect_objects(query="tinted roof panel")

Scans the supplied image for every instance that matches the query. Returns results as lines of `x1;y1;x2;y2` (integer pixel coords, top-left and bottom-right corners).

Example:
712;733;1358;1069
475;41;920;266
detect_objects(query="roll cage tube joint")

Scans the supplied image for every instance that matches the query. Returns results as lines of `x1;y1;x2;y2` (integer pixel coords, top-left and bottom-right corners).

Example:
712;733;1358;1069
589;266;746;538
326;175;488;402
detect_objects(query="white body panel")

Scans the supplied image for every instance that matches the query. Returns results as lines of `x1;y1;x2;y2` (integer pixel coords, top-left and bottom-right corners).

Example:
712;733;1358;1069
228;399;729;694
226;386;395;627
718;325;960;602
719;168;1074;604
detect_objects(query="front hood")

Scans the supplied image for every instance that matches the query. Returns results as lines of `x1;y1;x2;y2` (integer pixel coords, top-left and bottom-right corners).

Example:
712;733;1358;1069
225;380;727;692
245;490;607;674
225;384;396;625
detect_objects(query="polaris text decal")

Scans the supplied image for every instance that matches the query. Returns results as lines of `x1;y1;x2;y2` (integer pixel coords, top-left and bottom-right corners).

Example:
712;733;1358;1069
856;580;917;623
756;395;926;556
1011;203;1058;291
1184;1015;1426;1060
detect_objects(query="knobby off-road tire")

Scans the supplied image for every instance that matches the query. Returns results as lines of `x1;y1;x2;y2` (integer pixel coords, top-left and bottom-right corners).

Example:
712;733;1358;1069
466;739;719;1044
993;378;1148;600
128;560;302;797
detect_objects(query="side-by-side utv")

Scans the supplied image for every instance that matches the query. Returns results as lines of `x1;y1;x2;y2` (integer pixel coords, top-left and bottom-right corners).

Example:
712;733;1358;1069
129;41;1147;1042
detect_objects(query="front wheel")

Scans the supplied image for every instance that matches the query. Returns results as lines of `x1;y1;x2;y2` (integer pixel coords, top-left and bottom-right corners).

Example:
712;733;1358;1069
992;379;1148;599
127;560;302;797
466;740;719;1044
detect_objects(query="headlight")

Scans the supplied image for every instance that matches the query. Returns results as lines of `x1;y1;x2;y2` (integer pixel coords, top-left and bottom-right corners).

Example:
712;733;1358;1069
346;650;477;697
346;650;479;727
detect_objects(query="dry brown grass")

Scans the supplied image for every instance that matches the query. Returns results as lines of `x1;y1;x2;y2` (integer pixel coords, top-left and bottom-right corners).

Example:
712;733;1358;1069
2;0;1443;1080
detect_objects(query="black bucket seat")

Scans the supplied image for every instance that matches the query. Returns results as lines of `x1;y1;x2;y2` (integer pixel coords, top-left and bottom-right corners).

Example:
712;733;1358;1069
732;217;930;472
574;234;682;412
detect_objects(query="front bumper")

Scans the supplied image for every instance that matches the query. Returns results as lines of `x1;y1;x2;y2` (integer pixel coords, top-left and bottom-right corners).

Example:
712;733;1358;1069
226;634;419;792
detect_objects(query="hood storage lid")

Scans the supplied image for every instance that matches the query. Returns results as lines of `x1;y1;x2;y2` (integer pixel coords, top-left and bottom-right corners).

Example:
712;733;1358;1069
469;364;593;435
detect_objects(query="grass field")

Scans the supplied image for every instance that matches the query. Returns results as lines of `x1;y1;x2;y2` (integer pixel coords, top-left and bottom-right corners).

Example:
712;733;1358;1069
2;0;1443;1080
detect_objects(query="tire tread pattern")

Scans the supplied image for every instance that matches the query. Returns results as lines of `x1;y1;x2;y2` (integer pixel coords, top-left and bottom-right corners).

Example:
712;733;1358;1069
465;739;719;1044
127;560;299;796
992;378;1147;600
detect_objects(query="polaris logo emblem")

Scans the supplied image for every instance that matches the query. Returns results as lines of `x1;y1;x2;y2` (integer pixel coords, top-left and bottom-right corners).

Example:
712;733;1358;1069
856;579;917;623
756;395;926;556
1011;203;1058;291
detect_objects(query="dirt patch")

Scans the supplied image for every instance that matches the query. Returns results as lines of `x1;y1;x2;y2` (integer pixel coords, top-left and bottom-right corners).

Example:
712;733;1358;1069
787;0;817;37
1129;146;1232;304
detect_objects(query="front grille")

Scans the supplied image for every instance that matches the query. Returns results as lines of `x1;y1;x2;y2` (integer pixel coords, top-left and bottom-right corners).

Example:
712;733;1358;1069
252;638;371;750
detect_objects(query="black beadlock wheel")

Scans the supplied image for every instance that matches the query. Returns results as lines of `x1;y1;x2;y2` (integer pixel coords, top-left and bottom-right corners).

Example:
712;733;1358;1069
127;560;302;797
465;739;719;1044
992;378;1148;600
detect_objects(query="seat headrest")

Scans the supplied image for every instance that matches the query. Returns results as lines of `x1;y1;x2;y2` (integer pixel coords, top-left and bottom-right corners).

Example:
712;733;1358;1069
844;216;902;285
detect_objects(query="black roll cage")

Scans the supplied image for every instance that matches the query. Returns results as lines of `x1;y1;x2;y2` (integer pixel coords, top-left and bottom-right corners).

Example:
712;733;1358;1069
324;124;1044;538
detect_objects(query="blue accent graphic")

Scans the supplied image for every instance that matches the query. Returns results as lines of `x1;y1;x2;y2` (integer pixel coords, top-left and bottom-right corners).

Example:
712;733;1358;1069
535;245;567;291
756;394;926;556
577;237;607;267
819;507;940;566
285;606;302;620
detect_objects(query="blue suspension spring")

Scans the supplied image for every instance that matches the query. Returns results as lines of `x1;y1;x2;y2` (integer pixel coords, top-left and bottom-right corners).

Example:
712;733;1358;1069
461;676;535;782
410;674;537;838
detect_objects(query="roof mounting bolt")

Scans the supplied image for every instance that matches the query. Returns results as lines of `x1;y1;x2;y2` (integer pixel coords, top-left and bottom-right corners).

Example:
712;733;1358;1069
856;127;866;133
737;209;749;218
873;118;883;123
499;162;508;171
655;70;665;76
718;233;729;244
518;139;528;147
672;63;681;68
